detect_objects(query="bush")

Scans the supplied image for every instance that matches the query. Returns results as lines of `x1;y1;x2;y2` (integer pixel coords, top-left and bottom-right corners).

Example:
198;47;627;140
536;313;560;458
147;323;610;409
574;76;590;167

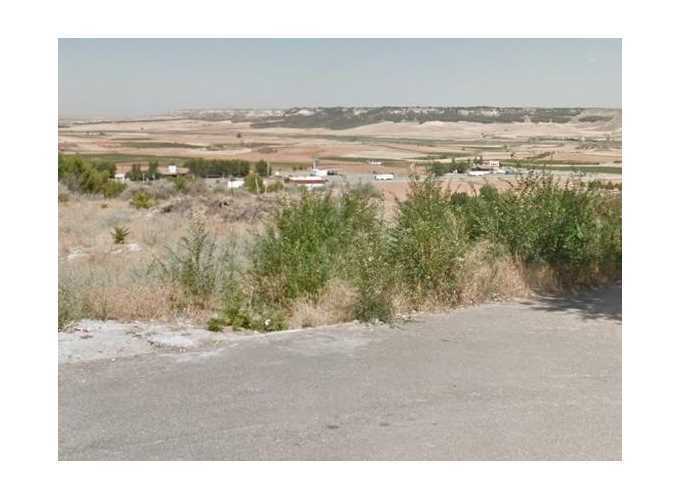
455;160;470;174
255;159;271;177
245;173;265;194
457;174;622;284
111;225;130;245
127;164;145;181
207;317;226;332
250;187;384;308
101;180;126;198
58;154;119;196
174;176;189;193
391;176;468;304
154;215;219;307
130;190;155;209
148;160;159;180
349;231;394;322
172;176;207;196
427;162;452;177
449;191;469;207
58;281;81;330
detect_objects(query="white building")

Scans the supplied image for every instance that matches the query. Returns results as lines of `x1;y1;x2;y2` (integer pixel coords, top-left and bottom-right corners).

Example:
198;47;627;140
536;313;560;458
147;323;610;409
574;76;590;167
374;173;395;181
482;160;501;168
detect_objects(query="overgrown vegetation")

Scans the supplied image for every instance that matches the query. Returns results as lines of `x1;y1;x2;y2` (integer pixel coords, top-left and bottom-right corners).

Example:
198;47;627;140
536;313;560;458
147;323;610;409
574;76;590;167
59;172;621;332
390;176;468;304
58;154;126;197
454;174;622;285
426;158;470;176
154;214;221;308
244;172;265;194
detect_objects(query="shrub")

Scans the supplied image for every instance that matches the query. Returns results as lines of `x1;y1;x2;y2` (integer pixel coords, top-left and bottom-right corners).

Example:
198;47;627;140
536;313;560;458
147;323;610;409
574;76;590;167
58;155;121;196
390;176;468;304
250;187;384;307
148;160;159;180
449;191;469;207
127;164;144;181
255;159;271;177
457;174;622;284
349;231;394;322
174;176;188;193
111;225;130;245
427;162;451;177
207;317;226;332
455;161;470;174
154;215;219;307
171;176;206;196
221;303;288;332
58;281;81;330
58;192;70;203
101;180;126;198
244;173;265;194
130;190;155;209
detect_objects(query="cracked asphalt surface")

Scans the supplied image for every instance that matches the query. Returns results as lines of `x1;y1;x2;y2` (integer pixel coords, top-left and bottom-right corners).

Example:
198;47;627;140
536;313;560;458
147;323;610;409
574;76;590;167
58;286;621;460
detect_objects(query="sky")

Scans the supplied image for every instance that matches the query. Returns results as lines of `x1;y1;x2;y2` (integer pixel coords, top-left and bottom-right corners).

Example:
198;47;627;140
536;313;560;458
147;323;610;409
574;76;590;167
58;38;621;118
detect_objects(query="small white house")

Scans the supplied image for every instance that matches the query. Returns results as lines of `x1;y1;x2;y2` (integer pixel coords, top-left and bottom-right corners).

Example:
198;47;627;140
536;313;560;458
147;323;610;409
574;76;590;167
167;164;177;175
114;173;127;183
311;168;328;177
482;160;501;168
227;179;245;189
367;160;383;166
374;173;395;181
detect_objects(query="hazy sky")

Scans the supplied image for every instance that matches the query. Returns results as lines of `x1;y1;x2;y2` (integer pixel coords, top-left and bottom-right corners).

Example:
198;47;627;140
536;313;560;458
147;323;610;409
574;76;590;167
59;38;621;118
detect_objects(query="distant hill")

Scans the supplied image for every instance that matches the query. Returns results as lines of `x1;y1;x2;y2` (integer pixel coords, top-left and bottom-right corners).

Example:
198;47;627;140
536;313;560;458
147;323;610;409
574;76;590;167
177;106;621;130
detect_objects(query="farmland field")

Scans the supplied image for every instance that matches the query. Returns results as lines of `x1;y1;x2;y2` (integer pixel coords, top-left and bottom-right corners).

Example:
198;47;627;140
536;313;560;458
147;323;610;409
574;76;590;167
59;107;622;186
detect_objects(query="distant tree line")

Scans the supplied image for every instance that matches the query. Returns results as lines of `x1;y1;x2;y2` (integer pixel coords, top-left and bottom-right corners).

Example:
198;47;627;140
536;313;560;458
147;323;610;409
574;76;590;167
184;158;251;178
58;155;275;198
426;157;471;176
127;160;159;181
58;154;124;197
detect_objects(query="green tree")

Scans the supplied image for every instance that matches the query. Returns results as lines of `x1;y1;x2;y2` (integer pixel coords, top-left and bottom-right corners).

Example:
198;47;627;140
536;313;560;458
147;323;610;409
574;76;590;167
148;160;159;180
128;164;144;181
244;172;265;194
255;159;270;177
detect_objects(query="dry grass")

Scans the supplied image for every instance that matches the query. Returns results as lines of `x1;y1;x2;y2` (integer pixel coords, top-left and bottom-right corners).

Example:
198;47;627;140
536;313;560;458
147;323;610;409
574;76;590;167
457;242;531;305
288;279;358;328
58;186;287;328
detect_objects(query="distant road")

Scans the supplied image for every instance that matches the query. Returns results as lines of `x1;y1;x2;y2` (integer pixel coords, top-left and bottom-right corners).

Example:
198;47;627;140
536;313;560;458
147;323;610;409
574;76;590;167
59;287;621;460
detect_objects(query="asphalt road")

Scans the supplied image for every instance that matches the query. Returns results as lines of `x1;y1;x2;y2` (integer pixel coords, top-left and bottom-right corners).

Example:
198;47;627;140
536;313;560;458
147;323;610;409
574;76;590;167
59;286;621;460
